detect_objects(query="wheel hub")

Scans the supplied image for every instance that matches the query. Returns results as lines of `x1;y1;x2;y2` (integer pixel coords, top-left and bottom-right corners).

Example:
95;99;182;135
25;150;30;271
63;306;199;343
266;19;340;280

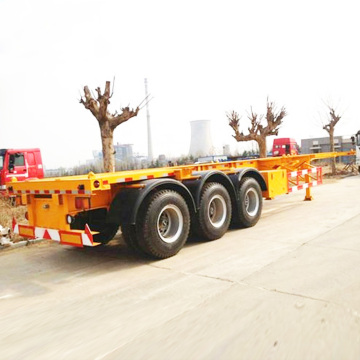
244;188;259;217
157;205;184;244
159;213;170;235
208;195;226;228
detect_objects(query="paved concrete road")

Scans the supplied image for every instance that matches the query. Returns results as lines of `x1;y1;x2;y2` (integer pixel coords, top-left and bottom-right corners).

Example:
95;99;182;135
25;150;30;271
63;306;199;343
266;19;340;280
1;176;360;360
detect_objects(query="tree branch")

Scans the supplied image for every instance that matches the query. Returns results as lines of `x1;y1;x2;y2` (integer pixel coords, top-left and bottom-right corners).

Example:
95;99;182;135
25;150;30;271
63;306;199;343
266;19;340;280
79;86;100;119
227;111;256;141
97;81;112;121
323;106;341;134
110;106;140;129
265;100;286;136
329;107;341;126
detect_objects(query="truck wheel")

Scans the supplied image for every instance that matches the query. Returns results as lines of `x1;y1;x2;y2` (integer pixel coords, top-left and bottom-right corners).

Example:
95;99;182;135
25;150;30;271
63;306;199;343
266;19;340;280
137;190;190;259
121;224;147;255
195;182;232;240
235;177;262;228
93;223;119;244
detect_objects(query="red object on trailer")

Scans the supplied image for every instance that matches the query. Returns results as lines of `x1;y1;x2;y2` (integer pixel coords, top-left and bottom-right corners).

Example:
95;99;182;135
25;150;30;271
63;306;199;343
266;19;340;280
0;148;44;192
272;138;299;156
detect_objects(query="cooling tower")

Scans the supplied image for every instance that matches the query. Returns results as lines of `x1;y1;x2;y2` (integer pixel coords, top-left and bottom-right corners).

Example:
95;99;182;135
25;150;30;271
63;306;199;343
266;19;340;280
189;120;214;157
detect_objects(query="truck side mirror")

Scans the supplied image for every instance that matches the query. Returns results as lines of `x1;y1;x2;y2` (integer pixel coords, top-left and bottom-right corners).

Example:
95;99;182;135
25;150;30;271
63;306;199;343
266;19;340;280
351;136;355;145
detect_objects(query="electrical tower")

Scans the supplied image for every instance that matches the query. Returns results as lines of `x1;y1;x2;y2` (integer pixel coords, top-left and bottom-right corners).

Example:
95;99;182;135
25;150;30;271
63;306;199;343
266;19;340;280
144;78;153;162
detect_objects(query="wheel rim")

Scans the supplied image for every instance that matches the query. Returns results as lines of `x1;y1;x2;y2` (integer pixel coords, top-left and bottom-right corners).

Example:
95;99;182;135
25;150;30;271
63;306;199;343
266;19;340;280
157;205;184;243
207;195;227;228
244;188;259;217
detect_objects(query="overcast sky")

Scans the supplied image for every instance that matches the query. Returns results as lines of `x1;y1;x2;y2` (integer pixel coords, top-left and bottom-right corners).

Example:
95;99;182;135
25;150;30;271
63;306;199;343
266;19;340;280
0;0;359;169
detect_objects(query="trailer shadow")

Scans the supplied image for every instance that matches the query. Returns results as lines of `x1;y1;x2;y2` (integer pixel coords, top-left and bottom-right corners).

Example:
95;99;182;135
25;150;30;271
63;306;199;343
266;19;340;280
82;231;211;260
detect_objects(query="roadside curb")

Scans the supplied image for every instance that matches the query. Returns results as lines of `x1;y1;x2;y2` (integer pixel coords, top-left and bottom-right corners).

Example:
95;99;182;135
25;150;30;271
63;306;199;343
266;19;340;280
0;238;46;252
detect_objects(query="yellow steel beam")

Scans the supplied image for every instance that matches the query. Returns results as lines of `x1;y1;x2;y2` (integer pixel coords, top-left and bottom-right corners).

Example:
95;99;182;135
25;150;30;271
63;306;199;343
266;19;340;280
7;150;355;193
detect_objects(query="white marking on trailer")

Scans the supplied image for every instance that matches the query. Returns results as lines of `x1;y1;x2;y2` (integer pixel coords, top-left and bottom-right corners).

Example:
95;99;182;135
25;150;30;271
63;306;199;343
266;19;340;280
82;234;92;246
47;229;60;241
35;228;45;239
116;178;126;183
14;188;95;195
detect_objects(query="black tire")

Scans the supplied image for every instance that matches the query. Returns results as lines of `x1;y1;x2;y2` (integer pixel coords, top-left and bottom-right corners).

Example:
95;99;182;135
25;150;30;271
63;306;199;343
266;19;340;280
76;208;118;245
93;223;119;244
235;177;262;228
195;182;232;241
136;190;190;259
121;224;147;255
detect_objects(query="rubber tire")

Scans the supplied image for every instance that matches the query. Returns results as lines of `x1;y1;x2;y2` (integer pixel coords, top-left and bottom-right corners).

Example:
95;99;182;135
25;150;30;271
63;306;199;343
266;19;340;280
195;182;232;241
136;190;190;259
236;177;262;228
121;224;147;255
93;223;119;244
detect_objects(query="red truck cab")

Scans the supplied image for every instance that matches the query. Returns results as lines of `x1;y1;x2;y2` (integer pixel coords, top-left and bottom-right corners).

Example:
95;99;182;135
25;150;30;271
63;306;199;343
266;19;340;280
272;138;299;156
0;148;44;191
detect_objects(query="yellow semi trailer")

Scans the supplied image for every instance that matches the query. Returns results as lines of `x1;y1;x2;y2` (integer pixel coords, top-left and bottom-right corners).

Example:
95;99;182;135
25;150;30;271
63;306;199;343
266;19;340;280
7;151;354;259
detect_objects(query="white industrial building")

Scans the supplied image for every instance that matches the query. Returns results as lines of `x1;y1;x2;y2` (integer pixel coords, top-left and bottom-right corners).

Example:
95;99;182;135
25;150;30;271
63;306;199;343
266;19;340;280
189;120;214;158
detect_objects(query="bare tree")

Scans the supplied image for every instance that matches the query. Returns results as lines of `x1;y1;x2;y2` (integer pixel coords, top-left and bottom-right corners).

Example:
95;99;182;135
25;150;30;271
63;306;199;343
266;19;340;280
323;106;342;175
228;100;287;158
80;80;140;172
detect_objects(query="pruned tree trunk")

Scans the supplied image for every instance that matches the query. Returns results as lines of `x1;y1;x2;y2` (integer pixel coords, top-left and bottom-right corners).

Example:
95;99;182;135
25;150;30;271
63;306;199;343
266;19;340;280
257;137;267;158
99;122;116;173
329;130;336;175
80;80;140;172
323;107;341;175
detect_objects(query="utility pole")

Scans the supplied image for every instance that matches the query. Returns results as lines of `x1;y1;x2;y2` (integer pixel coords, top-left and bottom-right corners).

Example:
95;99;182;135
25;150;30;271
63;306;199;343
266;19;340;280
144;78;153;162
